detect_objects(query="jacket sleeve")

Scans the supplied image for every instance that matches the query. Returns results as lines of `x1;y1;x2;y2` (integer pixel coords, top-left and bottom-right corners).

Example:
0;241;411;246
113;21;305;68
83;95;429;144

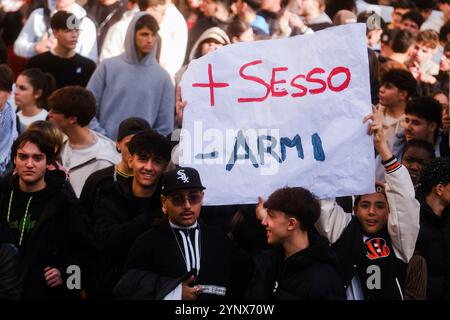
153;75;175;136
315;198;352;245
99;21;125;63
78;17;98;62
0;243;21;300
14;9;43;58
93;196;155;260
87;63;107;135
384;161;420;263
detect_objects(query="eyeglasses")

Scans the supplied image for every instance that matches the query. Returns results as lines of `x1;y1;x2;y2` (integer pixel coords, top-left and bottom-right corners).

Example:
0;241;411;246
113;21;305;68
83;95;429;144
168;193;202;207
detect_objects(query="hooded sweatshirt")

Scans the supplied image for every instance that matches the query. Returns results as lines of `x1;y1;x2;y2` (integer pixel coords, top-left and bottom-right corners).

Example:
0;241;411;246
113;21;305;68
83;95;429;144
87;12;175;140
0;101;17;176
246;234;346;300
13;3;97;61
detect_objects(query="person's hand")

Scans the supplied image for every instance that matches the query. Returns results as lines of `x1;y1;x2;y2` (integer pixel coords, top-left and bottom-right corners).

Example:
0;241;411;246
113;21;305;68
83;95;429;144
418;72;437;84
288;12;306;29
35;33;56;54
175;85;187;128
44;267;63;288
408;61;421;80
181;275;201;300
363;105;392;161
256;196;267;220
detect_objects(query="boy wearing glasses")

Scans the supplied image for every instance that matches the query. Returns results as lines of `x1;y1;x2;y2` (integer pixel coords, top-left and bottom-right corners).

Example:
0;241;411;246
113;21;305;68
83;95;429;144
92;129;171;297
114;167;238;300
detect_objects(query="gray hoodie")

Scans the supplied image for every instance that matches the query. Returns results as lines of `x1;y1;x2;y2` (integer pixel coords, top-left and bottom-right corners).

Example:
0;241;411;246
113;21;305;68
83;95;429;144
87;12;175;140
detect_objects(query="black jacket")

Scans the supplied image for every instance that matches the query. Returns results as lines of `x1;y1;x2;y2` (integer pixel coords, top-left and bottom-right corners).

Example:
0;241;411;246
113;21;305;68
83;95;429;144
332;217;406;300
246;234;346;300
415;193;450;299
0;171;96;299
93;176;163;295
115;218;243;300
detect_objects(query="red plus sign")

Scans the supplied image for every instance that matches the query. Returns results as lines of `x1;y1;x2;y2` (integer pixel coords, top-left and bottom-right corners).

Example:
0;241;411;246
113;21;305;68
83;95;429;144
192;63;229;107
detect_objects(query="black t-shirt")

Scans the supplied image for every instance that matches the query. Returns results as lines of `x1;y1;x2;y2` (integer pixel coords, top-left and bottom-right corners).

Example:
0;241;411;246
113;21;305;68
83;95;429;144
26;51;96;89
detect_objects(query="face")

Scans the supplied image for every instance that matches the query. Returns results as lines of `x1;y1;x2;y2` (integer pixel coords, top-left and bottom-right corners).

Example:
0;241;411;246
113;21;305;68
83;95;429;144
260;0;280;12
392;8;409;29
402;146;433;186
433;92;449;114
367;29;382;48
436;183;450;206
162;189;203;227
188;0;203;9
403;114;436;143
440;54;450;73
355;193;389;235
135;26;155;56
233;27;254;43
402;20;420;36
201;0;217;17
261;209;296;245
54;28;79;50
128;153;167;189
200;40;223;56
15;75;40;109
297;0;319;17
56;0;75;10
116;134;134;170
147;4;167;24
439;3;450;20
409;43;435;64
378;82;404;108
14;142;47;189
48;110;72;133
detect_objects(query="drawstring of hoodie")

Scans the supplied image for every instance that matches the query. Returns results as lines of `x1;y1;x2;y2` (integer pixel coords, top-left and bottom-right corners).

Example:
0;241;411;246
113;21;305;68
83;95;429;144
7;190;33;246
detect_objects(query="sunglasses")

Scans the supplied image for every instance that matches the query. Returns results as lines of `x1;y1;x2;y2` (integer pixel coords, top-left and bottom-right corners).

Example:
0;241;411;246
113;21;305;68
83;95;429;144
168;192;202;207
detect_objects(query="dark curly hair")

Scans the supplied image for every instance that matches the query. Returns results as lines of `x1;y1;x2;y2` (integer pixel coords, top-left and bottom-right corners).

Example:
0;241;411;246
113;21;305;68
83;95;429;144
264;187;320;231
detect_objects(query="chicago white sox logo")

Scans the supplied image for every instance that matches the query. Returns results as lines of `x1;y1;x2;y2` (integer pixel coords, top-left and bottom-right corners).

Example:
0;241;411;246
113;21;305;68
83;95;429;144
177;170;189;183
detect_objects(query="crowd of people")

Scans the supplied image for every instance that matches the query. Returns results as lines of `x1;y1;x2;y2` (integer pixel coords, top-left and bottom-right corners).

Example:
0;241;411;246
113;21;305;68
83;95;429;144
1;0;450;300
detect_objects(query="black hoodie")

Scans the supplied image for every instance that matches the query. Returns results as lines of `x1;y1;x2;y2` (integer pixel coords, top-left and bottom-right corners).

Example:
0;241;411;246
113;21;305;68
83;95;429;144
246;234;346;300
0;170;96;299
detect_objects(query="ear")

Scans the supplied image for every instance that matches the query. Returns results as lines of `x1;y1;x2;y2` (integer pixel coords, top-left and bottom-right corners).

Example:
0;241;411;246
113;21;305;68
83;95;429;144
128;154;134;170
435;183;444;196
160;195;167;214
34;89;43;100
399;89;408;102
68;115;78;125
116;142;121;153
428;122;438;134
287;217;299;231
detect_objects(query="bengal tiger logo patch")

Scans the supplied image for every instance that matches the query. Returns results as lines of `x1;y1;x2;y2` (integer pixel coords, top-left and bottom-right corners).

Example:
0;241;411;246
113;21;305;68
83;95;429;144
365;237;390;260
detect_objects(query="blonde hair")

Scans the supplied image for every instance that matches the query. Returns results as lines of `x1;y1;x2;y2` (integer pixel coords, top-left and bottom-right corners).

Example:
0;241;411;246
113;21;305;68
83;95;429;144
27;120;64;162
416;30;439;49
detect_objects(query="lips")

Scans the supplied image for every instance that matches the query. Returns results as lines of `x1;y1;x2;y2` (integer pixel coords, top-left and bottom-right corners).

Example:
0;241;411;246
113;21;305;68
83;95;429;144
181;212;194;220
366;219;378;227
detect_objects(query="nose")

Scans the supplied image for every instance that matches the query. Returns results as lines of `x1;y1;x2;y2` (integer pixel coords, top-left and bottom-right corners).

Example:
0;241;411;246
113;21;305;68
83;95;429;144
143;159;155;171
182;197;192;209
25;158;34;167
261;215;268;227
368;204;376;216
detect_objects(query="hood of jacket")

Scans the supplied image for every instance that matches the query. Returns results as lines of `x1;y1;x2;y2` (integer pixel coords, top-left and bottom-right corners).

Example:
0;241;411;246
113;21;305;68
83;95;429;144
122;12;158;65
63;131;120;170
188;26;230;62
51;3;87;20
282;233;340;274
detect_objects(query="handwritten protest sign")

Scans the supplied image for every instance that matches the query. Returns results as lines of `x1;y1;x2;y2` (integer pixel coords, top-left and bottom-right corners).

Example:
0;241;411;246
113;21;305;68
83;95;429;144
179;23;375;205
